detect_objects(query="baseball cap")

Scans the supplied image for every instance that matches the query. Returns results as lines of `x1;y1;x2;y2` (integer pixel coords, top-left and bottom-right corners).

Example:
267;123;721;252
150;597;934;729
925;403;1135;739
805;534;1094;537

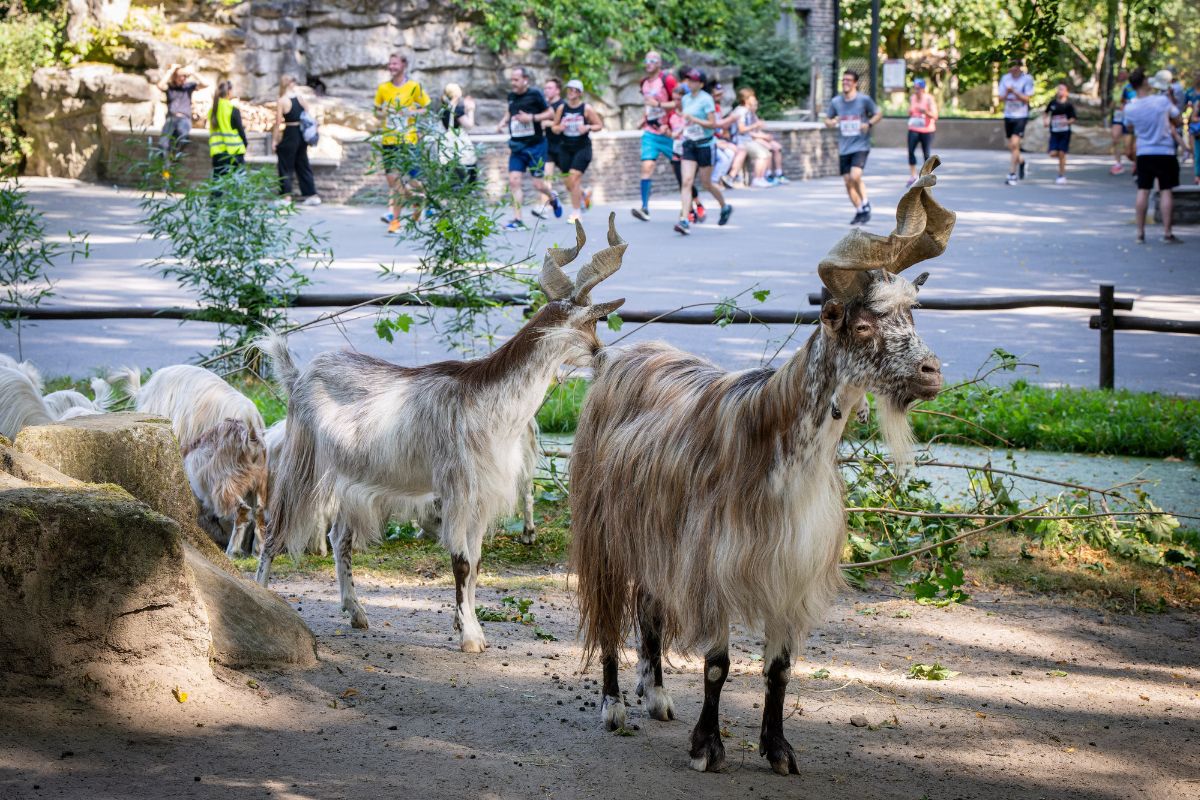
913;77;926;88
565;79;584;92
1148;69;1172;90
684;68;704;82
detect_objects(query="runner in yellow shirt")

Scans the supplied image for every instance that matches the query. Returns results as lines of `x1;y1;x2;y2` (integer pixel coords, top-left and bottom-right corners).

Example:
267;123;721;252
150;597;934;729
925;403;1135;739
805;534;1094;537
375;53;430;235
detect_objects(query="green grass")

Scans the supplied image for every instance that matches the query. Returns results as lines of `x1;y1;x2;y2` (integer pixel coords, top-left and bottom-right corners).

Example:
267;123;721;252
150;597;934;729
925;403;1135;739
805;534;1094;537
536;377;589;434
234;376;287;426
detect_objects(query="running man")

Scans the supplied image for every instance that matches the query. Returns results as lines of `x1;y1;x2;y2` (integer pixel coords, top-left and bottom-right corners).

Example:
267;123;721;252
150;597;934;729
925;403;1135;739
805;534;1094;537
1044;83;1076;184
1123;68;1183;243
551;79;603;224
374;53;429;235
632;51;678;221
825;69;881;225
495;66;561;231
999;58;1034;185
674;68;732;235
1110;69;1137;174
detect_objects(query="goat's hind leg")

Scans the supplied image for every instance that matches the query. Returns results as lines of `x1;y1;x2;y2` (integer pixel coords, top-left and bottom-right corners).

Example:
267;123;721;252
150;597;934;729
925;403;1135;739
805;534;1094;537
600;646;626;731
331;517;369;629
450;550;486;653
517;484;536;545
688;643;730;772
635;592;674;721
758;637;799;776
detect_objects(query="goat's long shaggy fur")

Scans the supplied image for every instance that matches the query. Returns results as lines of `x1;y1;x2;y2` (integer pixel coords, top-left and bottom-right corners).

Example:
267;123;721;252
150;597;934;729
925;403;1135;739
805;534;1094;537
183;419;268;555
0;354;44;393
0;366;53;439
130;364;264;449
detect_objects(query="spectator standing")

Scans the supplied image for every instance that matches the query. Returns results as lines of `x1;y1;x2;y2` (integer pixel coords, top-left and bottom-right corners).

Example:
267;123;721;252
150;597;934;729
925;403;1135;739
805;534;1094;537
208;81;247;177
906;78;937;186
999;58;1034;186
439;83;478;187
157;64;206;155
631;51;678;221
1123;68;1183;243
673;68;732;236
1184;71;1200;183
1109;69;1137;175
1043;83;1076;185
551;79;603;224
273;75;320;205
825;70;882;225
495;67;561;231
374;53;429;235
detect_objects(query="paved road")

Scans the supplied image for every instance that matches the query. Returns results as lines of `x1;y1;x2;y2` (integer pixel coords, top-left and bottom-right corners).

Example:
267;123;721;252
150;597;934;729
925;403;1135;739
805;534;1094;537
11;148;1199;394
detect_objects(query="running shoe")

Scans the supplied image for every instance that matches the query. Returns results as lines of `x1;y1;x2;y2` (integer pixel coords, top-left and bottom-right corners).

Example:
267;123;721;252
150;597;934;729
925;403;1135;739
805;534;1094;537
301;195;322;206
751;178;773;188
381;212;395;223
566;214;581;225
386;218;401;236
1018;160;1026;180
583;187;593;210
1005;174;1018;186
688;211;696;224
694;202;707;223
1162;234;1183;244
860;208;871;224
674;218;691;235
850;211;865;225
775;174;791;185
531;207;547;220
631;207;650;221
550;194;563;218
1055;175;1067;185
503;219;529;232
1109;163;1125;175
720;175;735;190
718;204;733;226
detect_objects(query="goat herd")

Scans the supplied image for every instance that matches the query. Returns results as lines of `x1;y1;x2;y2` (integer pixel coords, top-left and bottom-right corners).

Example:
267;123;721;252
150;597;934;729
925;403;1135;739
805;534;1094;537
3;159;956;775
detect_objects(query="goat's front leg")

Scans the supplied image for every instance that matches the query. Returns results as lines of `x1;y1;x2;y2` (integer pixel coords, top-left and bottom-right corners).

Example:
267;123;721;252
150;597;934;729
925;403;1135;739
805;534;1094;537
759;641;799;776
330;518;369;629
600;647;625;731
635;592;674;721
225;503;252;558
451;552;486;652
689;645;730;772
517;484;536;545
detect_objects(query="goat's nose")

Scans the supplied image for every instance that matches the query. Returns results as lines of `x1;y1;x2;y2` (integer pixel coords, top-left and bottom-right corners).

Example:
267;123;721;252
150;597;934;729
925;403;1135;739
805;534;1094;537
919;356;942;376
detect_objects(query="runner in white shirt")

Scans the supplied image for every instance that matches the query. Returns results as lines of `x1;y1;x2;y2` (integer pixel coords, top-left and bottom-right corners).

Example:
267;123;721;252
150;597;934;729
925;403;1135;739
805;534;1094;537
999;58;1034;185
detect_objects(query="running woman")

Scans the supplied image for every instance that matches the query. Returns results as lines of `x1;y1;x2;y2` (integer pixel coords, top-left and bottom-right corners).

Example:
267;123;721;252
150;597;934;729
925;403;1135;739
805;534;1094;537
999;58;1034;185
1044;83;1077;184
541;78;565;196
552;79;603;224
375;53;429;234
632;51;678;221
494;66;561;231
825;69;881;225
906;77;937;186
1110;69;1137;175
674;68;732;235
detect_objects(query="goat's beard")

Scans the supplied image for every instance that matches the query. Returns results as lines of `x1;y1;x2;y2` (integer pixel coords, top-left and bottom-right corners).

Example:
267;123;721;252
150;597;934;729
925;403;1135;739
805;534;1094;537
877;396;915;476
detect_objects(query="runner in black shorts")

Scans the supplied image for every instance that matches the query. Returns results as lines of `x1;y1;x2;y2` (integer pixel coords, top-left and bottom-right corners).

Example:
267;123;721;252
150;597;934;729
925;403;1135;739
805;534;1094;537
551;79;603;224
542;78;565;202
674;68;732;235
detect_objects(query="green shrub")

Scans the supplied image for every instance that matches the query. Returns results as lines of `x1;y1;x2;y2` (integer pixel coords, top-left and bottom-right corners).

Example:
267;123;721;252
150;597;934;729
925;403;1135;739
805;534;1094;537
0;13;59;175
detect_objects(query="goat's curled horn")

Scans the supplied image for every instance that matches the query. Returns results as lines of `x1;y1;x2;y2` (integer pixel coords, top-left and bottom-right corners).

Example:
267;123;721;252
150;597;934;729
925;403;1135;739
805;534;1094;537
817;156;956;302
539;220;586;301
572;212;627;306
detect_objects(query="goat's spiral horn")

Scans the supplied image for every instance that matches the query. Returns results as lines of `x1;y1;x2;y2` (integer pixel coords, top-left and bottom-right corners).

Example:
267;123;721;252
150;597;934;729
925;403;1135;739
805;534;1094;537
539;220;586;301
572;212;627;306
817;156;956;302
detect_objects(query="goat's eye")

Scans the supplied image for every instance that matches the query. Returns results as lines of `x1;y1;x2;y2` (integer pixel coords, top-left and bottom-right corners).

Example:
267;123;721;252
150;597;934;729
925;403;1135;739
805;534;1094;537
854;323;871;335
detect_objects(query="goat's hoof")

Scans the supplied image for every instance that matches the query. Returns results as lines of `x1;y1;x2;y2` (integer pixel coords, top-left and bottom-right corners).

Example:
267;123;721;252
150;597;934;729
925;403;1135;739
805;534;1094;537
759;733;799;776
688;728;727;772
517;527;537;545
460;635;486;654
349;608;370;629
601;695;626;731
644;686;675;721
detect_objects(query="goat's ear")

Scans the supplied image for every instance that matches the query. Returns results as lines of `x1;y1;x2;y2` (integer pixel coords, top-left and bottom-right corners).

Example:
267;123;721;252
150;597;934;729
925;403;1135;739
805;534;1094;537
912;271;930;291
820;300;845;332
584;298;625;322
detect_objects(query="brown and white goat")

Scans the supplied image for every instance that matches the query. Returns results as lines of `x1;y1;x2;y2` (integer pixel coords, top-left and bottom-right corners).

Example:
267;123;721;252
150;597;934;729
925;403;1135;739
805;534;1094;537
257;215;626;650
570;158;955;775
130;364;268;556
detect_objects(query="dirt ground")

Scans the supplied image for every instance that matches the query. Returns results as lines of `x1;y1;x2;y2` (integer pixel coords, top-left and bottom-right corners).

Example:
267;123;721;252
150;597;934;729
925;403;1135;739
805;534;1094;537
2;570;1198;800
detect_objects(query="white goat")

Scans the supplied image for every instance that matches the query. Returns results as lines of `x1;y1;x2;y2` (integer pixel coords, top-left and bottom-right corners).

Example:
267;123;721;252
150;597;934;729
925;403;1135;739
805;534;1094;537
43;377;117;419
570;159;955;775
0;365;53;439
257;216;625;650
0;354;44;392
264;419;327;556
129;363;268;556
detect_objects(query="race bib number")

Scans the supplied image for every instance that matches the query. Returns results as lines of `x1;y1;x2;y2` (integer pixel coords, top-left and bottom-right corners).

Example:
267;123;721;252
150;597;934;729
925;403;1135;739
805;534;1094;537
839;116;862;137
509;117;535;138
907;115;926;129
1111;109;1124;124
563;114;584;137
684;123;705;141
1050;114;1070;133
1004;99;1026;118
646;105;665;122
672;138;683;155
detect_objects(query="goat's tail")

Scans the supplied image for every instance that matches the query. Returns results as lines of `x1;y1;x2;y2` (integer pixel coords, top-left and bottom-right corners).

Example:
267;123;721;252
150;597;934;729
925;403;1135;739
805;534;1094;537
264;410;321;559
256;331;301;394
90;376;117;411
108;366;142;404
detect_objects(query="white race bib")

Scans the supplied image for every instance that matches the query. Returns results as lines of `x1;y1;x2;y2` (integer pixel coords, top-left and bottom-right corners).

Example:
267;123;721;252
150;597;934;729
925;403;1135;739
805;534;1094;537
672;138;683;155
1050;114;1070;133
509;117;535;138
684;123;706;141
563;113;584;137
907;115;926;129
1004;99;1027;118
1112;109;1124;124
646;105;665;122
839;116;862;137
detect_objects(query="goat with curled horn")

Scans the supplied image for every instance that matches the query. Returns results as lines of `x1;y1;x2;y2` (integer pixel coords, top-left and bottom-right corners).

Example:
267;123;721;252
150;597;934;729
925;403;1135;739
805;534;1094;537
570;157;954;775
256;214;625;652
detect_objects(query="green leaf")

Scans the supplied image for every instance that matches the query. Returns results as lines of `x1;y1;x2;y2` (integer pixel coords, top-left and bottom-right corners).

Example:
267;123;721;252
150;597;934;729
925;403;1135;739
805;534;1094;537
752;289;771;303
907;663;959;681
1046;669;1068;677
605;311;623;332
810;668;831;680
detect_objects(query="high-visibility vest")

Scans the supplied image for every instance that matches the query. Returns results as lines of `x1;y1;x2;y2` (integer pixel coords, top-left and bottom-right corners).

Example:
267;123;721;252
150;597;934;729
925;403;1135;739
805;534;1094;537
209;98;246;157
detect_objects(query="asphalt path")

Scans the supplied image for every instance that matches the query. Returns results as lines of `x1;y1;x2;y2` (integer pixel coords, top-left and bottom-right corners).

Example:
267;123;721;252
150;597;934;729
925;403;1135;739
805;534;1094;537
10;148;1199;395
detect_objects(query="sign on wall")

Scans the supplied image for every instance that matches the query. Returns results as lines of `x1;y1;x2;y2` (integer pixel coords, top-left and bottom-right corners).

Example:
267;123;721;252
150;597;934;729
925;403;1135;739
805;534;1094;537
883;59;907;91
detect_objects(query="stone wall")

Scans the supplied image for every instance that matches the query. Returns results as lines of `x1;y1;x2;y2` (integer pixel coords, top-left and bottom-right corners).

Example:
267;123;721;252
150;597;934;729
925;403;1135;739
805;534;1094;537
106;123;838;204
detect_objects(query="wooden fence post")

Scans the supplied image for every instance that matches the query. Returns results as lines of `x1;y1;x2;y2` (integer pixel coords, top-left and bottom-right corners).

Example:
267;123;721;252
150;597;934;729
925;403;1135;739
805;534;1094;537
1098;284;1114;390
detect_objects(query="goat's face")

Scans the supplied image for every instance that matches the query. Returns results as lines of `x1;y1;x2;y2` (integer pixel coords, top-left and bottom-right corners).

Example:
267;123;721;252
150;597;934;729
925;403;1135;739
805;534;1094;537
820;271;942;408
187;419;269;519
533;297;626;367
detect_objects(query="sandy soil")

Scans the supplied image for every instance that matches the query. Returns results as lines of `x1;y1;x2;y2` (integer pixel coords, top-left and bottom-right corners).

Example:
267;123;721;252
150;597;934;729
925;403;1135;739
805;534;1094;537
2;570;1198;800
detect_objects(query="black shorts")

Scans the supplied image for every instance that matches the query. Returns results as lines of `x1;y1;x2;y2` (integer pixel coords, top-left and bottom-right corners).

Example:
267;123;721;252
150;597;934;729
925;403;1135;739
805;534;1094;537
1004;118;1028;138
838;150;869;174
1135;155;1180;191
381;144;419;178
681;139;713;167
556;139;593;173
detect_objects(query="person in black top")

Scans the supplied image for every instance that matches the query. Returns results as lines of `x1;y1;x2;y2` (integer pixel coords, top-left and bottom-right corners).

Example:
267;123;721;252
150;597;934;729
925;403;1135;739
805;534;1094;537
156;64;207;155
551;79;603;224
1043;83;1077;184
494;67;561;230
439;82;478;186
273;75;320;204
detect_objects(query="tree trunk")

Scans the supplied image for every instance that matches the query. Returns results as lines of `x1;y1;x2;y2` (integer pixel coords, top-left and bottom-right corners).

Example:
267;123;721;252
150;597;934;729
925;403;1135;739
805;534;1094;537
1100;0;1119;121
